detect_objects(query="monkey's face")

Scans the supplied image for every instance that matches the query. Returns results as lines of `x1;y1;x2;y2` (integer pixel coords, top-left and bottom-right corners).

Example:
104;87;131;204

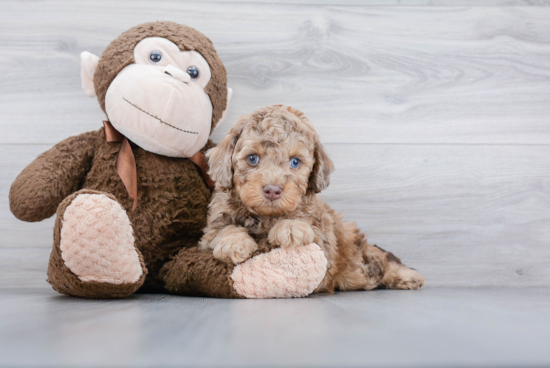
81;23;232;158
104;37;214;157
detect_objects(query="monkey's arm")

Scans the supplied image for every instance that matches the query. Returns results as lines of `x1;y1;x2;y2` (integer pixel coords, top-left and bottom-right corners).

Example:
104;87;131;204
9;130;99;222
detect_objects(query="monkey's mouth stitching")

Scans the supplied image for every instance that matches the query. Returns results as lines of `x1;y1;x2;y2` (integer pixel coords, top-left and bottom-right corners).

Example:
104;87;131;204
123;98;198;135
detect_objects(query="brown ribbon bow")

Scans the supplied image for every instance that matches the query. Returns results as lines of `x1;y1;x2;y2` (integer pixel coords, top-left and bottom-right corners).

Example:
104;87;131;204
103;121;215;211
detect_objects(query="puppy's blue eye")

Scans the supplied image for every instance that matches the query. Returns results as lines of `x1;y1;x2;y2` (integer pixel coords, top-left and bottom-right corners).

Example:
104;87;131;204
247;154;259;165
290;157;301;168
149;50;163;64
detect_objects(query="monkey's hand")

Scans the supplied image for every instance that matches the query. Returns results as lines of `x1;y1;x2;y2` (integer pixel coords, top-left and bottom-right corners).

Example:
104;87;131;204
9;131;98;222
209;226;258;264
268;219;315;249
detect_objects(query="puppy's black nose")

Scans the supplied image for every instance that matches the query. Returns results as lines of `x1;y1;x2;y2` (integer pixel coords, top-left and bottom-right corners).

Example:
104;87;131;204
263;185;283;201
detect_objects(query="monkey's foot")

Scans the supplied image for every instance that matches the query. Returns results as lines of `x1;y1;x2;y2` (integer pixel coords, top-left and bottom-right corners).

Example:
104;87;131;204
230;243;328;298
48;190;146;298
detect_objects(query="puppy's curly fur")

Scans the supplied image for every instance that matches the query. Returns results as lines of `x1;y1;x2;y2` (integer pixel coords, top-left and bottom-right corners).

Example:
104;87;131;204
199;105;425;292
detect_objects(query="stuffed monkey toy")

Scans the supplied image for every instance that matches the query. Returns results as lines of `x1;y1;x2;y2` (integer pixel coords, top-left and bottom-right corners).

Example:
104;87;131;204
9;21;327;299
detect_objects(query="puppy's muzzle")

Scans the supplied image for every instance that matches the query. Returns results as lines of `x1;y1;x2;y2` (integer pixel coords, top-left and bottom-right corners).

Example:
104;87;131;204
263;185;283;201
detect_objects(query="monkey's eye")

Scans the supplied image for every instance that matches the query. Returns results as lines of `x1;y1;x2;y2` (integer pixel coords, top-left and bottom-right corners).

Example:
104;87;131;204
247;154;259;166
186;66;199;79
290;157;301;168
149;50;163;64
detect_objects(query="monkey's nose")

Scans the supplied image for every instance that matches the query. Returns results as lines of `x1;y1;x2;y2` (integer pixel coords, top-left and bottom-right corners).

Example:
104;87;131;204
164;64;190;83
263;185;283;201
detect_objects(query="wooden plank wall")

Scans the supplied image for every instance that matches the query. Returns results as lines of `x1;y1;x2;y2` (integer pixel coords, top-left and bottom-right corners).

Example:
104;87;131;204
1;0;549;288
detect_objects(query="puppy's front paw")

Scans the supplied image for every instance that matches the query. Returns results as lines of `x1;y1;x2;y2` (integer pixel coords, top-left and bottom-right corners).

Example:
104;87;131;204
268;219;315;249
212;228;258;264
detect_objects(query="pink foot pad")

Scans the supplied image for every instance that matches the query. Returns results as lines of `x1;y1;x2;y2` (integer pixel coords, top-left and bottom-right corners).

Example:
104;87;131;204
230;243;328;298
59;193;143;285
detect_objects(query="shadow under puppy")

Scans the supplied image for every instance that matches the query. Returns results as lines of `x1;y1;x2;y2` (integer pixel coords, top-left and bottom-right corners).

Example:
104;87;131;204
200;105;425;292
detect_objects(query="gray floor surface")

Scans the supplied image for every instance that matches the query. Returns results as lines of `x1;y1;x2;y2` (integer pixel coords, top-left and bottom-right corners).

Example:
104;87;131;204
1;287;549;368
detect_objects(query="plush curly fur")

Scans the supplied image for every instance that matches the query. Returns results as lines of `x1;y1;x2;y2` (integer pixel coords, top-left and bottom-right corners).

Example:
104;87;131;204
199;105;425;292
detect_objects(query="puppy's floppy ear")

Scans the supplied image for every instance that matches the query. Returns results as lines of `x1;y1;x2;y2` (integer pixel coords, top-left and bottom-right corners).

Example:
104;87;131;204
206;118;246;189
283;105;334;193
308;139;334;193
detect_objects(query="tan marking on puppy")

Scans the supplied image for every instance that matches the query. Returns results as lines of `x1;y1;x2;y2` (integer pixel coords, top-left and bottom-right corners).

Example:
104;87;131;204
268;219;315;249
202;105;425;291
209;225;258;264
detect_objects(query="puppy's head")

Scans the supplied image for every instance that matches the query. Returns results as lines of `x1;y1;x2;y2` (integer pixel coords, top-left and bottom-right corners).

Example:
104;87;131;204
207;105;334;216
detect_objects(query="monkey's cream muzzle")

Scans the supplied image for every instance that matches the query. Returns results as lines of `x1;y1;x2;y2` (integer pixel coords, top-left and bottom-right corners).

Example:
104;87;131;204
105;63;213;158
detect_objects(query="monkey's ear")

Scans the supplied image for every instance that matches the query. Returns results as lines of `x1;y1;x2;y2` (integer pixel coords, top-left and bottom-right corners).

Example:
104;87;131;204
308;140;335;193
214;88;233;128
206;113;245;189
80;51;99;97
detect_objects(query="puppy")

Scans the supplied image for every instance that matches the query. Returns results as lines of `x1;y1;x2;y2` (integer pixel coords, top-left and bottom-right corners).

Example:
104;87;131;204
199;105;425;292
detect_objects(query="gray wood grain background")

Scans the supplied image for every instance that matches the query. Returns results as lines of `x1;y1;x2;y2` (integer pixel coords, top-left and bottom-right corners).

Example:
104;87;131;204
1;0;549;289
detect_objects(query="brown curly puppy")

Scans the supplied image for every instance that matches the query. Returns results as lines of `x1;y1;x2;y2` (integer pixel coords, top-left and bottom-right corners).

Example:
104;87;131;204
199;105;425;292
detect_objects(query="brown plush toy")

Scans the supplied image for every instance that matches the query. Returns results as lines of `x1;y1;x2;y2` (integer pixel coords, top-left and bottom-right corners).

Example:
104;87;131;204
9;21;327;299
